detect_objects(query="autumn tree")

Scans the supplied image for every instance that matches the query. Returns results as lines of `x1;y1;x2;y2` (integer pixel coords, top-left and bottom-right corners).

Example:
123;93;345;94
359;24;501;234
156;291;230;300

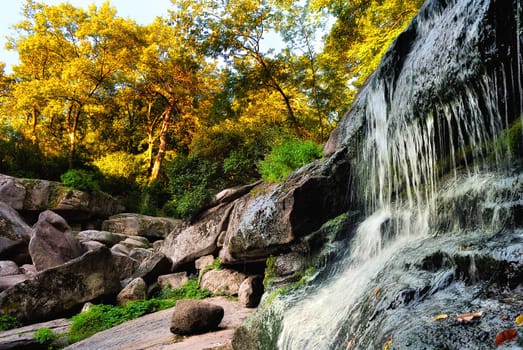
8;0;141;168
313;0;424;109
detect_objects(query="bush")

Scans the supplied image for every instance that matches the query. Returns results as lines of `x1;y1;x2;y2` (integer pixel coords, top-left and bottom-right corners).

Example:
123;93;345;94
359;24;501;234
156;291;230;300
60;169;100;192
35;328;60;349
259;138;323;182
154;279;211;300
0;315;21;331
164;155;222;219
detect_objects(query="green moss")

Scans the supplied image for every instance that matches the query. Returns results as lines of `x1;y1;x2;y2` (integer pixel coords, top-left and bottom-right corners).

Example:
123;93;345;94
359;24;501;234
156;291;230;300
263;255;277;287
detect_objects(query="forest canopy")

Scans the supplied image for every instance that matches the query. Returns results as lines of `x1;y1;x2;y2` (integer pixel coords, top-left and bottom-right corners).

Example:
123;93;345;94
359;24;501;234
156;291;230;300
0;0;423;218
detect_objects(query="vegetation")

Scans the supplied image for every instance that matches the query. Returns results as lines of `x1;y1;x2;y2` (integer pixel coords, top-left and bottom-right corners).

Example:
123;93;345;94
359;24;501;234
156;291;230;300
259;138;323;182
60;169;100;192
0;0;423;218
35;327;61;349
0;315;21;331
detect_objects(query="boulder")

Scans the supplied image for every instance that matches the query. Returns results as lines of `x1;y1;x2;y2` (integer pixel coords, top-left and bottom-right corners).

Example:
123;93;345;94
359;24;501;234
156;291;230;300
102;213;185;240
111;252;140;281
0;274;29;291
273;251;307;277
195;255;215;271
129;248;153;262
111;243;131;256
127;252;172;285
157;272;188;290
0;261;19;276
77;230;126;246
0;246;120;323
212;181;263;206
0;174;124;226
199;269;246;296
0;175;26;210
0;202;31;264
117;277;146;305
28;210;83;271
120;236;149;249
81;240;106;251
19;264;36;276
170;300;224;335
161;203;234;270
238;275;264;308
219;152;350;264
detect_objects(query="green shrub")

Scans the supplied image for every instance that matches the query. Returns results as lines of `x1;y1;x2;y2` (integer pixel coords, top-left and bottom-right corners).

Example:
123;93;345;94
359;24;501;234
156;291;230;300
60;169;100;192
35;328;60;349
155;279;211;300
164;155;222;219
0;315;21;331
259;138;322;182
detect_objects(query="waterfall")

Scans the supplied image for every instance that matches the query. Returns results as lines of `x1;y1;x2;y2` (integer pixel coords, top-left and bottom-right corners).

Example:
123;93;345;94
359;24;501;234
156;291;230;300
276;0;523;348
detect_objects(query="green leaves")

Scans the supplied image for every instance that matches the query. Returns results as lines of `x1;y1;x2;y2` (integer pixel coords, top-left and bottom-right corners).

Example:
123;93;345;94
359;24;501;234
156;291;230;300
259;137;323;182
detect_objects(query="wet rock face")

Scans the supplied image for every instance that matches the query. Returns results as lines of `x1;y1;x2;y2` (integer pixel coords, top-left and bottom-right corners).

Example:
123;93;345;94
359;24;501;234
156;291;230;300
220;153;351;264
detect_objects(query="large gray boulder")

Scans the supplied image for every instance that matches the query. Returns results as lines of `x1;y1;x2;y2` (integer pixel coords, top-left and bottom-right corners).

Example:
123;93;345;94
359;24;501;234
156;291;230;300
28;210;83;271
161;203;234;270
0;202;32;263
0;174;123;226
0;246;120;323
102;213;185;240
219;152;350;264
111;252;140;281
170;300;224;335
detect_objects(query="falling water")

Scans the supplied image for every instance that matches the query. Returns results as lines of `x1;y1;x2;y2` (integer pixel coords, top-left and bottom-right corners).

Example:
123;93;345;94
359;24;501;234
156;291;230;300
276;0;523;348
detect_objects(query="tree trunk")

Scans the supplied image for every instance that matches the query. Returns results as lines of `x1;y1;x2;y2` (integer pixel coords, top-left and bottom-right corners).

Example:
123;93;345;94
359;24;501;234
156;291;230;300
66;105;80;169
149;102;174;183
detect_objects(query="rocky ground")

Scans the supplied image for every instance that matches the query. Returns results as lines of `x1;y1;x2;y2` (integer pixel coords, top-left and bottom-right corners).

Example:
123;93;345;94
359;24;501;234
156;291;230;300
65;297;252;350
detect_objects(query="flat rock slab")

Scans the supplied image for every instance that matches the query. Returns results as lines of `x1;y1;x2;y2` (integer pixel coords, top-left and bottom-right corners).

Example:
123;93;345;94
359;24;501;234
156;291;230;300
65;297;253;350
0;318;71;350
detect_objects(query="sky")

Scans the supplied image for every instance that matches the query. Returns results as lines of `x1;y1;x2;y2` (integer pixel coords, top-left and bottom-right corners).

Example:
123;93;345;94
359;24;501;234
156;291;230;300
0;0;173;73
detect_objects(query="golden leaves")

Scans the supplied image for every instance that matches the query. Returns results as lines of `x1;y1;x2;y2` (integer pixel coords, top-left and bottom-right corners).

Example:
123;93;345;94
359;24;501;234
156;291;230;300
515;314;523;327
433;314;448;321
